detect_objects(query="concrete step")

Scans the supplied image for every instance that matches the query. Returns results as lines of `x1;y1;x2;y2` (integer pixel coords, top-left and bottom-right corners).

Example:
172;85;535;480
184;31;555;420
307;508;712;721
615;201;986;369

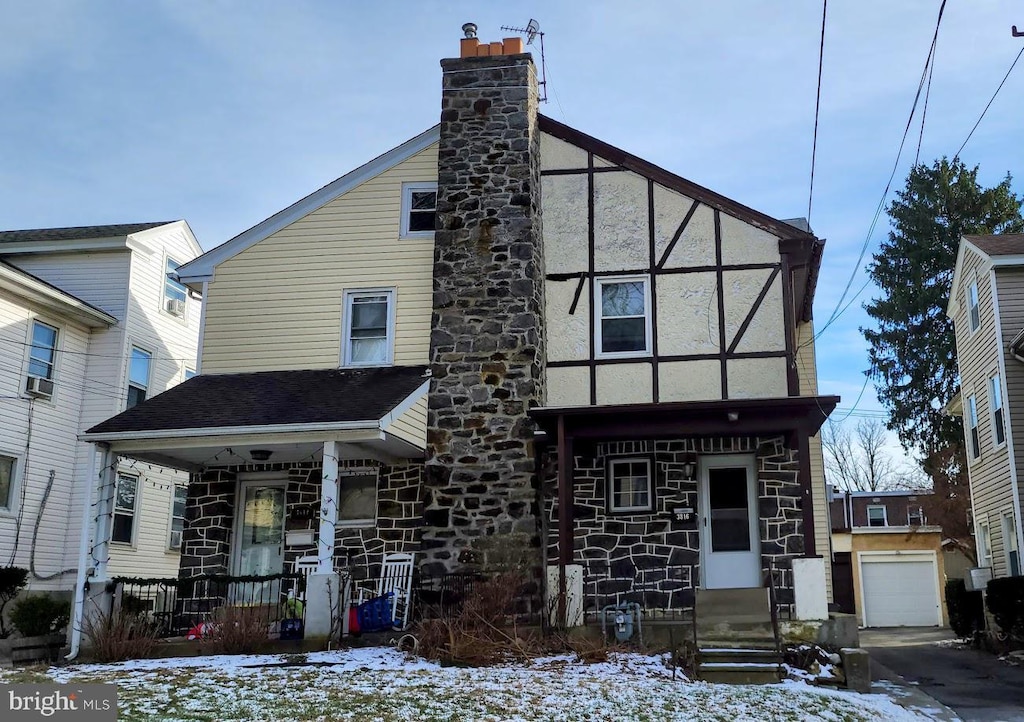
699;648;780;665
695;587;770;620
697;661;783;685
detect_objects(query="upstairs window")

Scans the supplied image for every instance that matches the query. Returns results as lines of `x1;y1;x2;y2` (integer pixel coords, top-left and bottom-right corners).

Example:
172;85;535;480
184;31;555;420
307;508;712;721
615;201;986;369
867;505;887;527
607;458;653;513
990;375;1006;447
342;290;394;366
968;280;980;332
907;506;925;526
596;277;651;357
111;473;138;544
28;321;58;380
169;485;187;550
967;394;981;460
163;257;187;317
127;347;152;409
400;182;437;238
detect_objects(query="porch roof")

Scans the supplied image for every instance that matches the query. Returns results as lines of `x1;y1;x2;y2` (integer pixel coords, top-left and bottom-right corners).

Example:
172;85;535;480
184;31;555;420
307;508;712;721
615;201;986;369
82;365;430;470
530;395;839;441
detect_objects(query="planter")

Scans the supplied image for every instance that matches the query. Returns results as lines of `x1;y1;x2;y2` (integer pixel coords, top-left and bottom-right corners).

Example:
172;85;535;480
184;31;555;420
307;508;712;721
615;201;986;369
0;633;67;667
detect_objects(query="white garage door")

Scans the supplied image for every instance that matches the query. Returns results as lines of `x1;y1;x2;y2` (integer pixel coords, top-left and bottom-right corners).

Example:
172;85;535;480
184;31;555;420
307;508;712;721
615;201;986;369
860;555;941;627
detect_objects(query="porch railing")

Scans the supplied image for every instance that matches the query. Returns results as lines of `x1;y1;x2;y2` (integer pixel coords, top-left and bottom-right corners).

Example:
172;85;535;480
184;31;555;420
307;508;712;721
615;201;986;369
581;564;696;624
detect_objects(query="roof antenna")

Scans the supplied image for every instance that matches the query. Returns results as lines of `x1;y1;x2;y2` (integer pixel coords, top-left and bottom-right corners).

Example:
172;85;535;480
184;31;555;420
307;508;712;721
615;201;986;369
500;18;548;102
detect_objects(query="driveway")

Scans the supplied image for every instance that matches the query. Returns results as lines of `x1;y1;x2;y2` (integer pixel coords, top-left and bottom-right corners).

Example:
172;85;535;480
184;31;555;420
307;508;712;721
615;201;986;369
862;627;1024;722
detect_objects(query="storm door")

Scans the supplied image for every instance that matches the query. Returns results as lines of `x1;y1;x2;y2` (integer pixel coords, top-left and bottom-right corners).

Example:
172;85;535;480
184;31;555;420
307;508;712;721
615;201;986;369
699;455;761;589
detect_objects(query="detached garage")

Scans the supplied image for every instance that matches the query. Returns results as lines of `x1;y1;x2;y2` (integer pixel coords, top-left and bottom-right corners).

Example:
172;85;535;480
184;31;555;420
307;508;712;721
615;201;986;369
858;551;942;627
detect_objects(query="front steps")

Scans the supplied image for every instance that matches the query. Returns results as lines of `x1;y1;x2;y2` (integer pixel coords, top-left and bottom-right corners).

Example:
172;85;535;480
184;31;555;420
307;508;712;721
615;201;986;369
695;588;782;684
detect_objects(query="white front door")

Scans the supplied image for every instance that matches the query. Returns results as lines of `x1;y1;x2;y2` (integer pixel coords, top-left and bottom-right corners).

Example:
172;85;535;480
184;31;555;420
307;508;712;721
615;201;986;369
234;482;286;601
700;455;761;589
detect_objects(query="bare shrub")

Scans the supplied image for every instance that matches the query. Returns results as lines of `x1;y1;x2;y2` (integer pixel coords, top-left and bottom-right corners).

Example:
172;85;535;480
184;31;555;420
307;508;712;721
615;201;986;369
200;606;271;655
415;572;540;666
82;606;160;663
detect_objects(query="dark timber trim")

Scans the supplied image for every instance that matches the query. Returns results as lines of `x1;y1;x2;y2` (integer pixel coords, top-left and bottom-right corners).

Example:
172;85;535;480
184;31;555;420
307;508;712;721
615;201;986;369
715;210;728;399
727;266;782;354
798;432;816;556
541;166;624;176
539;114;817;242
546;263;778;282
547;350;786;369
781;253;799;396
568;275;586;316
587;152;597;405
656;199;700;269
648;179;659;401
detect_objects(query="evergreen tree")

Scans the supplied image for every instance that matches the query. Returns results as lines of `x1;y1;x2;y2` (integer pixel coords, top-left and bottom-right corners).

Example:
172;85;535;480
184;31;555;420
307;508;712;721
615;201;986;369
862;158;1023;463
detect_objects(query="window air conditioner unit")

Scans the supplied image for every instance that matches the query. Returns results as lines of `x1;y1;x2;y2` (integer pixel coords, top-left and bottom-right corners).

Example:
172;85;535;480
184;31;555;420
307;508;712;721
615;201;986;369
165;298;186;316
25;376;55;398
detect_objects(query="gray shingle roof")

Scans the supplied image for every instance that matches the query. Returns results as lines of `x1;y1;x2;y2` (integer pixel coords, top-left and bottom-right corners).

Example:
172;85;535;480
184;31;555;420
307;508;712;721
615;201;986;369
86;365;430;435
0;222;172;244
965;234;1024;257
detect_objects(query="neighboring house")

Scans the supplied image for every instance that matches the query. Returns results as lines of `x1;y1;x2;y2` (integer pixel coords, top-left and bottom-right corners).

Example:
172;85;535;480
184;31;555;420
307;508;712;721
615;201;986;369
947;234;1024;580
0;222;202;594
829;488;952;627
82;33;837;636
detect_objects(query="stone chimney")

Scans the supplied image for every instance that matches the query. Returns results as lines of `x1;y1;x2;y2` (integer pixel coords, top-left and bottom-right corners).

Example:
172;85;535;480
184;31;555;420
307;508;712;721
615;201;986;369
421;26;545;576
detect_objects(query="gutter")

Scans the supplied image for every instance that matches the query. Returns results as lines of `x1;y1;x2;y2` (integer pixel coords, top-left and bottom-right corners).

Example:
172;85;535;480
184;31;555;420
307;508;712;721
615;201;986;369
81;419;381;443
1009;327;1024;364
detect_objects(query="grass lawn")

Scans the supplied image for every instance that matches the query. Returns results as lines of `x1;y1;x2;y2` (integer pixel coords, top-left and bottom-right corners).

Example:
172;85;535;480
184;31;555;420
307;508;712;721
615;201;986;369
1;647;927;721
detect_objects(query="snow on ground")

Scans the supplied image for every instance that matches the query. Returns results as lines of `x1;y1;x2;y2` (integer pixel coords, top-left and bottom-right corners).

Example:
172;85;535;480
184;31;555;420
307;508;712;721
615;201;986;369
1;647;933;721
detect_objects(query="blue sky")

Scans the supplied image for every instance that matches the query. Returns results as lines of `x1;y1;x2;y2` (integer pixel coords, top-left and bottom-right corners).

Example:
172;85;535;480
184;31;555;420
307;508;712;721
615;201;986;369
2;1;1023;465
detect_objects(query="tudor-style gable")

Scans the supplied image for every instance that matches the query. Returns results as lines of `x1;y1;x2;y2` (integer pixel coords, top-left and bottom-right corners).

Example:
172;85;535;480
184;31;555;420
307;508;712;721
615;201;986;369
538;117;820;408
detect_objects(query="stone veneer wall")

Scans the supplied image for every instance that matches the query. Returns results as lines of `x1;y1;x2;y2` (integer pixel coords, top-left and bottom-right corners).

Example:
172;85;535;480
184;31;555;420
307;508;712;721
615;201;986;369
423;52;546;575
544;436;803;618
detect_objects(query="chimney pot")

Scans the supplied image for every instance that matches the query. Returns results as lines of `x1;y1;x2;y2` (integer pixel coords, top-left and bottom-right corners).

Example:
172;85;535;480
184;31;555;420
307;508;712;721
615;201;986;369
462;22;477;39
489;41;503;56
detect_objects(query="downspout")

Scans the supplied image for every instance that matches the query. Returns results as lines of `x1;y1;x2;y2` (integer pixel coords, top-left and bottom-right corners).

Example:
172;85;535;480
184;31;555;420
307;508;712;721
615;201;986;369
67;442;107;660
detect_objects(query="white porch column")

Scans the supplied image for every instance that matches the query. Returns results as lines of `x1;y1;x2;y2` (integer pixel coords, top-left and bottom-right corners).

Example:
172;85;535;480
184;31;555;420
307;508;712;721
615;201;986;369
91;448;117;581
792;556;829;621
318;440;339;574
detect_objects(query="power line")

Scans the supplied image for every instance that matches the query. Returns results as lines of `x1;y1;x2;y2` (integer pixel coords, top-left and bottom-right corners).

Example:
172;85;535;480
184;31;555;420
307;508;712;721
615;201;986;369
807;0;828;224
0;335;197;365
954;44;1024;160
914;22;941;165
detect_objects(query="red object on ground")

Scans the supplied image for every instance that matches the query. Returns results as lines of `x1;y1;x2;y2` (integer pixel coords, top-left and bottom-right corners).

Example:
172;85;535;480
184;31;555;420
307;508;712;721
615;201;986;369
348;607;361;634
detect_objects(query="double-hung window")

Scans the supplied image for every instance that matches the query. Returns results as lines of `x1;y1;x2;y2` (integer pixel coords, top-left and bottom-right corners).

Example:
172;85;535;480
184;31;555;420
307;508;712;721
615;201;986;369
400;182;437;238
990;375;1006;447
968;281;980;332
0;455;16;512
596;277;651;357
967;394;981;460
1002;513;1020;576
607;458;653;513
163;257;187;316
343;290;394;366
337;472;377;526
169;485;187;550
907;506;925;526
127;347;152;408
111;474;139;544
978;519;992;568
28;321;58;381
867;505;887;527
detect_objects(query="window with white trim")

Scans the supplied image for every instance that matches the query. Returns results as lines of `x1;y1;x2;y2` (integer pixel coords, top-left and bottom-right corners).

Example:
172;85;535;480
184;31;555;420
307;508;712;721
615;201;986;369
978;519;992;568
0;455;16;511
607;458;653;513
184;367;197;381
400;182;437;238
907;505;925;526
968;280;980;332
1002;512;1020;576
337;473;377;526
596;277;651;357
127;347;152;409
169;485;187;550
111;474;139;544
967;394;981;460
342;290;394;366
163;257;187;316
28;320;58;380
867;505;887;527
990;374;1005;447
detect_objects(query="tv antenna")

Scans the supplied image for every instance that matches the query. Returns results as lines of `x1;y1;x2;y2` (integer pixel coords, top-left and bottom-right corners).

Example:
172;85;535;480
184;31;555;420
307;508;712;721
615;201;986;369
500;18;548;102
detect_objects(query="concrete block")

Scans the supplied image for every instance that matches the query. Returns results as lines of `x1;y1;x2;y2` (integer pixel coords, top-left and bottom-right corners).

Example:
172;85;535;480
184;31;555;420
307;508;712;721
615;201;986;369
816;614;859;649
793;557;829;620
840;647;871;694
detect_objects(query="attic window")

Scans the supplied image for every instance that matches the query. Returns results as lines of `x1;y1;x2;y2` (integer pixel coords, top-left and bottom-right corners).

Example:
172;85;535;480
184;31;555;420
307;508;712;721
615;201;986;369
400;182;437;238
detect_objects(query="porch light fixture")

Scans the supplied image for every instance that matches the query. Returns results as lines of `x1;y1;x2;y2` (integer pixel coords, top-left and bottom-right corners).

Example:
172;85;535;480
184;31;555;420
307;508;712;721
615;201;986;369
681;460;696;481
250;449;273;462
727;411;740;422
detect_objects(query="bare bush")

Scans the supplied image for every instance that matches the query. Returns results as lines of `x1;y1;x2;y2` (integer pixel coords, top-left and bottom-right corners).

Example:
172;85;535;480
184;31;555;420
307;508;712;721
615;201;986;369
200;606;271;655
82;606;160;663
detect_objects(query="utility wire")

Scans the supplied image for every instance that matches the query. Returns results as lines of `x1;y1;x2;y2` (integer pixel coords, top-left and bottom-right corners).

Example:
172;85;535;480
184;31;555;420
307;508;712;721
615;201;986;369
954;44;1024;160
807;0;828;224
915;25;940;165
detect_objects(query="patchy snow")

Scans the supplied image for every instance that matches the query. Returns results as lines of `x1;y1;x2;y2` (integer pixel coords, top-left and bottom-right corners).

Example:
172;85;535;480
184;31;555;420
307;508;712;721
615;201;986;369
0;646;937;721
932;638;972;649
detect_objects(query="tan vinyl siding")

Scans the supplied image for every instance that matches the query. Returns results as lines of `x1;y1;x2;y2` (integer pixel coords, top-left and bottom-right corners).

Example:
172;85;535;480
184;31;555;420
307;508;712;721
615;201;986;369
995;266;1024;570
388;396;427;448
796;320;832;598
201;144;439;374
953;249;1012;577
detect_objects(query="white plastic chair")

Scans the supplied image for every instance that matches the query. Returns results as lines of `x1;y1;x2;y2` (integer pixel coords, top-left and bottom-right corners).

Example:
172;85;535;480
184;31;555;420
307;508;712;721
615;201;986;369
355;552;415;630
